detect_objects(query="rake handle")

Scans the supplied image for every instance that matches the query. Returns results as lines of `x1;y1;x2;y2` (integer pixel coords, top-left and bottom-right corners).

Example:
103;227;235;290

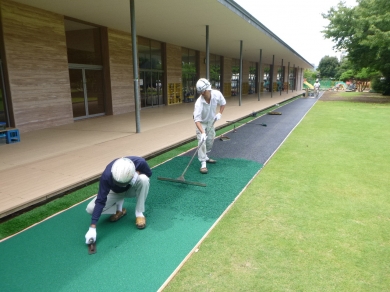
180;119;216;178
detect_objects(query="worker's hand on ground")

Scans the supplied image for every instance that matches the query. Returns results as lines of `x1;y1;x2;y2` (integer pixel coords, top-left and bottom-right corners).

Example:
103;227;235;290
200;133;207;142
85;227;96;244
215;113;222;121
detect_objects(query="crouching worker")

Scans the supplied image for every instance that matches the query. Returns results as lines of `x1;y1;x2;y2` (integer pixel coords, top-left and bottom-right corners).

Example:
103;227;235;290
84;156;152;244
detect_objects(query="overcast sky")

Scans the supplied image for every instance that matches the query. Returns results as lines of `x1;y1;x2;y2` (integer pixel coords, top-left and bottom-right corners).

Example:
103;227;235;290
235;0;357;67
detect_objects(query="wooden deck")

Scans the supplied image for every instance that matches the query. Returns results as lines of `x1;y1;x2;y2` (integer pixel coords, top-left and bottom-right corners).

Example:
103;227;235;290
0;91;302;219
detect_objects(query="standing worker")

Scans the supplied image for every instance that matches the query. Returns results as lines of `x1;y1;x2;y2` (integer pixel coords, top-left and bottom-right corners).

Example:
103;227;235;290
193;78;226;174
84;156;152;244
314;79;321;97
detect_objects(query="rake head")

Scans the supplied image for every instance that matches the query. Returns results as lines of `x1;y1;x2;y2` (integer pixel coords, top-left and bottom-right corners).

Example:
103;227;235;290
158;176;206;187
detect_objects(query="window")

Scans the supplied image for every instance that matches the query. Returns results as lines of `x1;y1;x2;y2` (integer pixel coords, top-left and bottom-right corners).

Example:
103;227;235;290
65;19;102;65
138;37;164;107
210;54;221;90
138;37;162;70
249;62;256;94
182;48;197;101
231;58;240;96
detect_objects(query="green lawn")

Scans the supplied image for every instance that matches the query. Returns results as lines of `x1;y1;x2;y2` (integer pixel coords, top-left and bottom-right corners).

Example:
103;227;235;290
164;100;390;291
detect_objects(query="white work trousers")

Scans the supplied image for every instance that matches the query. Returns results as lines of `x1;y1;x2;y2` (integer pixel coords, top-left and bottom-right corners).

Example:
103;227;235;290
86;174;150;215
196;121;216;162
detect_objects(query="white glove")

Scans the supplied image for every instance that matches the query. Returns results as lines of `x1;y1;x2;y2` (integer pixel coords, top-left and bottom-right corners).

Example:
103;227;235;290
85;227;96;244
200;133;207;142
215;113;222;121
130;172;139;186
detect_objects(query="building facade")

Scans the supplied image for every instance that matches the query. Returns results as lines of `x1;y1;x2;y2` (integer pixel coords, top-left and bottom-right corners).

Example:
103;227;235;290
0;0;307;133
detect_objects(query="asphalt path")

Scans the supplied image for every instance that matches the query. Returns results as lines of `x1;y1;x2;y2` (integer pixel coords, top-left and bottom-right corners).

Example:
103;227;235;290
183;95;320;164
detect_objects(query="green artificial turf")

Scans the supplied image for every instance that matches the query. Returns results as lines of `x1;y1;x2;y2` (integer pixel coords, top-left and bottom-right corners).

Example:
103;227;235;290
0;157;262;291
164;101;390;291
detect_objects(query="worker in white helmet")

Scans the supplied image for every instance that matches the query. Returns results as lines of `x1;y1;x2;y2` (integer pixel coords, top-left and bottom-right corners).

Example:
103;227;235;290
84;156;152;244
313;79;321;97
193;78;226;174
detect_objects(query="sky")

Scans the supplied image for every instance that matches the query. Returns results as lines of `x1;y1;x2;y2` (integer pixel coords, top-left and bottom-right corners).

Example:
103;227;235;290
235;0;357;67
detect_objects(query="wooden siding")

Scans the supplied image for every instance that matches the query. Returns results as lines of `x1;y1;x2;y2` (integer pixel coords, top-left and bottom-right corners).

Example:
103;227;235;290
223;57;232;97
165;43;181;84
1;0;73;133
242;60;249;83
223;57;232;84
165;43;181;102
107;28;134;114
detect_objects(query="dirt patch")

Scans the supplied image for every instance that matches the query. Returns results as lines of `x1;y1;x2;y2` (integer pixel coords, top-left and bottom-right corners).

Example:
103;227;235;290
320;91;390;103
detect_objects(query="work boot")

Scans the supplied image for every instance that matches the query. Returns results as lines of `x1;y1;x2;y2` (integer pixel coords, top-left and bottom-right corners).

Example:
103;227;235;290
207;158;217;164
109;208;127;222
200;167;208;174
136;217;146;229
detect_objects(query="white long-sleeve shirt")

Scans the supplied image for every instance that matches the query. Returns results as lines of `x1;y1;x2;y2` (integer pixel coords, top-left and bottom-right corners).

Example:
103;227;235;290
193;90;226;124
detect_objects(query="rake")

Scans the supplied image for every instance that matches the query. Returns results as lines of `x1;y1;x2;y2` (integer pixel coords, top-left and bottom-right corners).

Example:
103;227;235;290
227;120;267;127
157;120;216;187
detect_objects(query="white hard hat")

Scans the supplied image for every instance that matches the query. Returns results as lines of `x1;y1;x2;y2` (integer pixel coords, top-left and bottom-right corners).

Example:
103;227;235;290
196;78;211;93
316;79;319;82
111;157;135;185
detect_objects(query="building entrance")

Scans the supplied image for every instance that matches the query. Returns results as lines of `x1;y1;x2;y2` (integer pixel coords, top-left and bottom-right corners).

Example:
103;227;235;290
69;66;105;119
140;70;164;107
65;19;105;120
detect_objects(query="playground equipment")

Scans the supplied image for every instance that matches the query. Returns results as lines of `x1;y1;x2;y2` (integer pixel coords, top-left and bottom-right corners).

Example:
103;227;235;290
303;80;314;89
334;82;347;91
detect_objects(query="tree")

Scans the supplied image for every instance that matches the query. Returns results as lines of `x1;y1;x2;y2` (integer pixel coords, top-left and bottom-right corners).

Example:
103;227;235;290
339;69;354;81
317;56;339;78
304;68;318;79
335;57;351;80
339;67;379;91
322;0;390;95
354;67;380;91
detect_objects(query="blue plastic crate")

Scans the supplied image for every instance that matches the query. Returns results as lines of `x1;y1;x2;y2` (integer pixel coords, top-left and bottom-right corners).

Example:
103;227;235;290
6;129;20;144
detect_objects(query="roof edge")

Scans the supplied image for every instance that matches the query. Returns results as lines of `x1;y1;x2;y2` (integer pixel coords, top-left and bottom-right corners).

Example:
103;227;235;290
219;0;313;68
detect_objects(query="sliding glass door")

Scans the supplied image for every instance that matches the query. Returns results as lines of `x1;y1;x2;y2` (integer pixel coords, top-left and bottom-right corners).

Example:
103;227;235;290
140;70;164;107
69;66;105;119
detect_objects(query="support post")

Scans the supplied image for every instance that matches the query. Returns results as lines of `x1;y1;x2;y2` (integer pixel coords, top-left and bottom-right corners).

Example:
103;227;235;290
130;0;140;133
239;40;243;106
300;67;303;91
280;59;283;96
293;64;295;92
206;25;210;80
287;62;290;94
271;55;274;98
258;49;262;101
297;66;302;90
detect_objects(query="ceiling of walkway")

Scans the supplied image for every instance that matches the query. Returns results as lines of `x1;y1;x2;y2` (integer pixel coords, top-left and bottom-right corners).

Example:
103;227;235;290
13;0;313;68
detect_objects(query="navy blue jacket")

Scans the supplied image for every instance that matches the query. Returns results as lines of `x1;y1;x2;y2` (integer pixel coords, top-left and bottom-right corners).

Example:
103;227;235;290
91;156;152;225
